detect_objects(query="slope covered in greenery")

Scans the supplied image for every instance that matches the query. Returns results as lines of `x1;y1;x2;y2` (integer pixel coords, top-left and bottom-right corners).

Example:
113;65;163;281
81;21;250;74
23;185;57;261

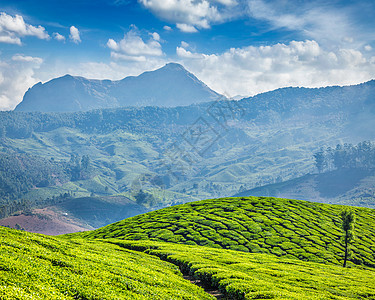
107;239;375;300
0;226;211;299
2;79;375;226
80;197;375;267
234;168;375;208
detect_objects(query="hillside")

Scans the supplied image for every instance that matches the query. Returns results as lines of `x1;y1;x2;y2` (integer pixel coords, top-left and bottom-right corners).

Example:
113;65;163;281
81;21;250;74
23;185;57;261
234;168;375;208
2;198;375;299
108;239;375;299
14;63;221;112
0;226;211;299
80;197;375;267
1;80;375;229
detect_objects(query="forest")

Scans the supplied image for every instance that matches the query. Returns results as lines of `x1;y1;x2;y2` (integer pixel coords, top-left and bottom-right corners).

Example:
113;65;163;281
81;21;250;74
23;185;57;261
314;141;375;173
0;152;91;218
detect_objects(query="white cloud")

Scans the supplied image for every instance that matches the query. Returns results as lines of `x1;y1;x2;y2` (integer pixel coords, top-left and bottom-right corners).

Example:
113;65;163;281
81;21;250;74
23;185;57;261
176;40;375;97
0;54;43;110
176;23;198;33
111;52;147;62
12;55;43;64
176;46;203;59
365;45;372;51
213;0;237;5
246;0;367;48
180;41;189;48
163;25;172;31
0;12;49;45
151;32;160;41
69;26;81;44
107;29;163;61
139;0;237;32
53;32;66;42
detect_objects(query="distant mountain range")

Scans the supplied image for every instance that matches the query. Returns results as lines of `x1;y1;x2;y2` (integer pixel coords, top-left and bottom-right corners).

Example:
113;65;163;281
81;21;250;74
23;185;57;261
15;63;222;112
2;74;375;229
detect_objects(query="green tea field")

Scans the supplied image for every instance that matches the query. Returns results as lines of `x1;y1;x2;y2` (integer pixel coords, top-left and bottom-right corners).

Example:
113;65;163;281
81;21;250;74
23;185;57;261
80;197;375;267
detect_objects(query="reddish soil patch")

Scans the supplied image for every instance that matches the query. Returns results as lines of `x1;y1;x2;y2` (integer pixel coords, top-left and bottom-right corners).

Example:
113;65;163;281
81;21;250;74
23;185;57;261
0;207;92;235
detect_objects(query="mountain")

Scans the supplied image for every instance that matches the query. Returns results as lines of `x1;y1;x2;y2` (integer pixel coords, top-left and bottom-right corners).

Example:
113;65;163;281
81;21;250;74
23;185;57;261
14;63;222;112
2;80;375;228
234;168;375;208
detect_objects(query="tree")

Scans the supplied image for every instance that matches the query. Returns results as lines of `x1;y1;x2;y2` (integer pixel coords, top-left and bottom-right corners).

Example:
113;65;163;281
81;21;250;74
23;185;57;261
340;209;355;267
314;148;327;173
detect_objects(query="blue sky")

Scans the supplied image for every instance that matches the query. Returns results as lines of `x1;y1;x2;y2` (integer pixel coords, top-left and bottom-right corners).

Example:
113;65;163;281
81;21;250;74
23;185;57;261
0;0;375;110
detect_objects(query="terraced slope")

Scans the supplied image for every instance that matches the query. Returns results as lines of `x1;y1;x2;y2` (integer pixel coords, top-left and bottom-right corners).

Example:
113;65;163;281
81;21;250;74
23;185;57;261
108;239;375;300
80;197;375;267
0;226;211;299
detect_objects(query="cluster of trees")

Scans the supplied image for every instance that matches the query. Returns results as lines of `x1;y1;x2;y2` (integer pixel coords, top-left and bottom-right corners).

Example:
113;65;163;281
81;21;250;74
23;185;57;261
0;106;189;139
0;152;68;201
314;141;375;173
0;151;93;219
134;190;158;207
66;154;91;181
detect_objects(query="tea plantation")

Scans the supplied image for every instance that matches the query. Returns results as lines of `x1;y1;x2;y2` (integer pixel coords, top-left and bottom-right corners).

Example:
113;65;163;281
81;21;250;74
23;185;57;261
2;196;375;299
80;197;375;267
0;226;212;299
108;239;375;299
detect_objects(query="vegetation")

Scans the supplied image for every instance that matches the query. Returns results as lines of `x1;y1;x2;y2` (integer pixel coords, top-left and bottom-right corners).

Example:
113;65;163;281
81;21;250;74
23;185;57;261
79;197;375;267
314;141;375;173
107;239;375;300
0;226;212;299
2;196;375;299
341;209;355;267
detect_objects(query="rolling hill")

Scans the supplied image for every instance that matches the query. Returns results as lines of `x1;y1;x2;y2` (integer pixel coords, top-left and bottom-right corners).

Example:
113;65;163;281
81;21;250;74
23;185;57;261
0;226;211;299
78;196;375;267
14;63;222;112
2;196;375;299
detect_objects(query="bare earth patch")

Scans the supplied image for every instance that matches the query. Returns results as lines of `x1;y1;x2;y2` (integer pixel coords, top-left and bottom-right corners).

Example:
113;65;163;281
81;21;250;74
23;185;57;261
0;207;93;235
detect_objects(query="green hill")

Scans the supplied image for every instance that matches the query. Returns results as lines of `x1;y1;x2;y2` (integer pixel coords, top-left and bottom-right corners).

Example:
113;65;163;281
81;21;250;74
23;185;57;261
79;197;375;267
0;226;211;299
2;196;375;299
106;239;375;299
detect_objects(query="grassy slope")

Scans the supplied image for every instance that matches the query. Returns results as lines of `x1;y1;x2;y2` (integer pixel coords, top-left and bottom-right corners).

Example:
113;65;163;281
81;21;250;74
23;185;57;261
234;168;375;208
79;197;375;267
107;239;375;300
0;226;211;300
3;196;375;299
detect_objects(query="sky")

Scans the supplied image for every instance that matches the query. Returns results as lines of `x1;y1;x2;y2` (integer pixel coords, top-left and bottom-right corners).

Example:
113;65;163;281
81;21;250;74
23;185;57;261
0;0;375;110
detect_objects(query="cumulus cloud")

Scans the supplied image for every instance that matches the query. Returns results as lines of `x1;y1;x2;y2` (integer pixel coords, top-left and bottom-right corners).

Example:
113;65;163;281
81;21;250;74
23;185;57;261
150;32;160;41
0;12;49;45
0;54;43;110
176;23;198;33
163;25;172;31
107;29;163;61
139;0;238;32
53;32;66;42
176;40;375;97
176;42;203;59
12;54;43;64
69;26;81;43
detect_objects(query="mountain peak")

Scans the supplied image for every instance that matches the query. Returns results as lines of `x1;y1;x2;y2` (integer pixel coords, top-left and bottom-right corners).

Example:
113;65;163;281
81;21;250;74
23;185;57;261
15;63;221;112
162;62;186;71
